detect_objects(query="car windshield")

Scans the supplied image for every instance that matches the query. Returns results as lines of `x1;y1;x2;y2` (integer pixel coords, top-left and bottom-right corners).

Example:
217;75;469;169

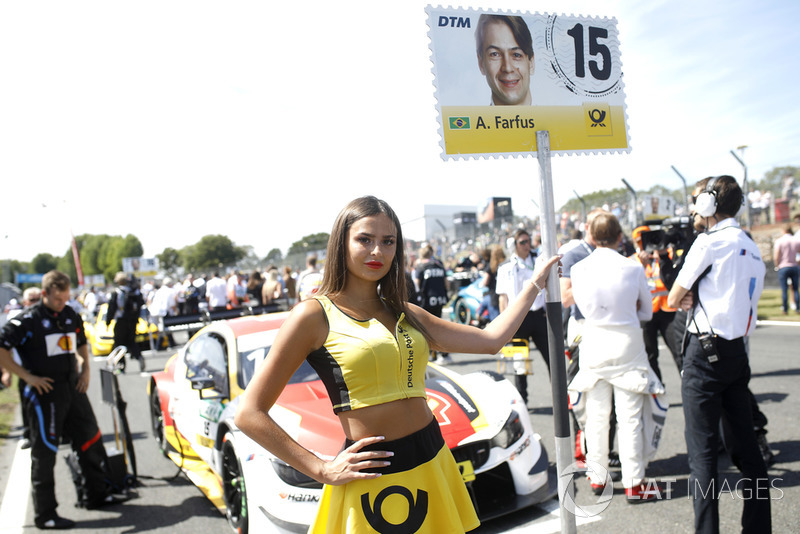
237;330;319;389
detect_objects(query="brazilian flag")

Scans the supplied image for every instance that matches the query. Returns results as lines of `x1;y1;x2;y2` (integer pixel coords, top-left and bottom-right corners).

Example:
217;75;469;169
449;117;470;130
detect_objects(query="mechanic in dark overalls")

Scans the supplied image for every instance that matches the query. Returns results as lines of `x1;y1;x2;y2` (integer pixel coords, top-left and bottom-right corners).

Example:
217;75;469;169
0;270;119;530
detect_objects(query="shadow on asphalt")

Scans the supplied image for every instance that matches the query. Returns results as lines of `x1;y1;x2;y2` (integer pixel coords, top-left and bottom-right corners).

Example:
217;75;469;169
751;367;800;379
63;494;219;533
753;391;789;403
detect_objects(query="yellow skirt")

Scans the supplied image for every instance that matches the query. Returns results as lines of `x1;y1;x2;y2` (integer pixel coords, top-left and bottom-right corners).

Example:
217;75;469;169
308;418;480;534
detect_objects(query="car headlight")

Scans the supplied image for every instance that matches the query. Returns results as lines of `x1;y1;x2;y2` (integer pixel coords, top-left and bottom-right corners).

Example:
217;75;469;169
270;459;323;489
490;411;525;449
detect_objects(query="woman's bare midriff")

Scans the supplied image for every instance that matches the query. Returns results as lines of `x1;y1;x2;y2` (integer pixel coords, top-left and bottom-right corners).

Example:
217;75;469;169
338;397;433;442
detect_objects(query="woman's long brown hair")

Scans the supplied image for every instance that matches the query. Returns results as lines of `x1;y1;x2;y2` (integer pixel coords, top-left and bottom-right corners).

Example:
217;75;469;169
318;196;433;342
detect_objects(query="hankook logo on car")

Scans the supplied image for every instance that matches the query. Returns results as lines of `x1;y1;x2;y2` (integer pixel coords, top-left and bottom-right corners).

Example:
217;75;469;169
279;492;320;503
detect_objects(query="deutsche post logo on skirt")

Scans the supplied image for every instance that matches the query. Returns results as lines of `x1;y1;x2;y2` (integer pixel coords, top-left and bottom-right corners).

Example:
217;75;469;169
361;486;428;534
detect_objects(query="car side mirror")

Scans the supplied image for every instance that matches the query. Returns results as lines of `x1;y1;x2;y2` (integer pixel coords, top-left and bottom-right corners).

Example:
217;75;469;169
189;375;216;391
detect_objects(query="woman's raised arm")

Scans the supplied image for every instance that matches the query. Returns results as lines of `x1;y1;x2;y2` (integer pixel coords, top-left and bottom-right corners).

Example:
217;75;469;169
410;254;561;355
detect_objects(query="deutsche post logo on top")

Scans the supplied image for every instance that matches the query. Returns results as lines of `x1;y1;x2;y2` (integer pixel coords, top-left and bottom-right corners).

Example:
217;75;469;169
583;103;613;136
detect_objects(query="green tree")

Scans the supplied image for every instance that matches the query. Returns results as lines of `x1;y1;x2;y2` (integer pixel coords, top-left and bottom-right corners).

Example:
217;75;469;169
99;234;143;282
76;234;105;276
264;247;283;265
61;234;144;284
157;247;182;274
0;259;27;285
237;246;263;272
31;253;59;275
559;186;631;215
74;234;122;278
644;184;683;200
753;165;800;196
183;235;246;272
287;233;329;256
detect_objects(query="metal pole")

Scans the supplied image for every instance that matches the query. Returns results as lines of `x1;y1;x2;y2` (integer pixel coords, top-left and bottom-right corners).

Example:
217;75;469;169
573;189;587;223
730;150;752;230
670;165;690;213
621;178;638;229
536;130;577;534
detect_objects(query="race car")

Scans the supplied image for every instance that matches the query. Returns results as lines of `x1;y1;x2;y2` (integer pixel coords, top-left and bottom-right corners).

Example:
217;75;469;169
148;313;554;533
84;303;163;356
449;275;490;328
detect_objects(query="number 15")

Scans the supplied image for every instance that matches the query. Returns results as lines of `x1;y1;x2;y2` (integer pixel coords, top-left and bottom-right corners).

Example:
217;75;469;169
567;23;612;81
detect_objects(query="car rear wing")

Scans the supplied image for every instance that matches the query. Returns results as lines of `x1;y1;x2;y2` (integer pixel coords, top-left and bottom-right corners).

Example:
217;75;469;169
161;300;290;332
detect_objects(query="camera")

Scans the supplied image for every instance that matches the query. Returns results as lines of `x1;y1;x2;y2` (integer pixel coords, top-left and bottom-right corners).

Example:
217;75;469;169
639;216;695;253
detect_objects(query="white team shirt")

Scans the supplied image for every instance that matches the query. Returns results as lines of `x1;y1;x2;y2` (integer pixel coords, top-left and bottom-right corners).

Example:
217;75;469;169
571;247;652;327
205;277;228;308
674;218;765;339
495;254;545;312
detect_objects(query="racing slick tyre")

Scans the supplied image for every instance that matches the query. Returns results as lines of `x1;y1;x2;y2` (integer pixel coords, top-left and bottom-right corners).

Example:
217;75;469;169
222;432;248;534
454;298;472;326
149;385;168;457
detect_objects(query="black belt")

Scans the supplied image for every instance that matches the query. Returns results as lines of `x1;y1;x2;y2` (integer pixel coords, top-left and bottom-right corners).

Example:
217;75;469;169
344;418;443;475
689;332;743;344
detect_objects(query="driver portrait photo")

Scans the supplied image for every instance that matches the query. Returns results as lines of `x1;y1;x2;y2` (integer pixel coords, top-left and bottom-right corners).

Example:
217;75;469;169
475;14;535;106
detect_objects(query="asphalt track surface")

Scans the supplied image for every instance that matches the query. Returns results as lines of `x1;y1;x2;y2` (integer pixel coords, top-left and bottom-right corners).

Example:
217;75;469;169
1;321;798;533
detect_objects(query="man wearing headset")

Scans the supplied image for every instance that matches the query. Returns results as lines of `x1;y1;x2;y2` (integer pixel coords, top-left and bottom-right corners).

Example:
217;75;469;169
667;175;771;534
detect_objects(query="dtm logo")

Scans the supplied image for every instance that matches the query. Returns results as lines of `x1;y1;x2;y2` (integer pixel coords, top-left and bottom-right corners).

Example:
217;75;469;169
361;486;428;533
437;15;470;28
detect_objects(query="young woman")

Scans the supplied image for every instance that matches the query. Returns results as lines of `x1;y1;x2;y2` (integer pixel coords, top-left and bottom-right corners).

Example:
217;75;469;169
569;212;661;502
261;268;283;305
246;270;264;306
235;196;560;533
477;244;506;322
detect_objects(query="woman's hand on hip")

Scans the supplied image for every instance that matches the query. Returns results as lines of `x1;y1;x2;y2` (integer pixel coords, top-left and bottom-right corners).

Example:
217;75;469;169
321;435;393;486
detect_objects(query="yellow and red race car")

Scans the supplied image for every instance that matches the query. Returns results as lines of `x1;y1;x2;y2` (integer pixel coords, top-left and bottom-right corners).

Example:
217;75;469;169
83;303;163;356
148;312;553;533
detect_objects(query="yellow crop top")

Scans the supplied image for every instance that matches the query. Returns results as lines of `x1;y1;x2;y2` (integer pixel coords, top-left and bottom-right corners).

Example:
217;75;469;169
306;295;429;413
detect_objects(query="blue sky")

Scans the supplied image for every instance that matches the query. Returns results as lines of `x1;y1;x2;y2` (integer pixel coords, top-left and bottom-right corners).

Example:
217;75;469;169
1;0;798;263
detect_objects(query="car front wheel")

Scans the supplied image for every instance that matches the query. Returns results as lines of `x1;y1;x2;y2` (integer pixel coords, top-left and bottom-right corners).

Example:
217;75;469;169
149;385;168;456
454;298;472;325
222;432;248;534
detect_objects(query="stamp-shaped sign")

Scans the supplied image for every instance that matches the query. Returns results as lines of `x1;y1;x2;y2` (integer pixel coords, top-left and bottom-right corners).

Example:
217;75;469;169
427;6;630;159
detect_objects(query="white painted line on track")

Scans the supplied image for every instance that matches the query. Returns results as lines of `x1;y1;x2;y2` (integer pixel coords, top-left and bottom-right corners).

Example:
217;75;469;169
0;441;30;533
496;499;601;533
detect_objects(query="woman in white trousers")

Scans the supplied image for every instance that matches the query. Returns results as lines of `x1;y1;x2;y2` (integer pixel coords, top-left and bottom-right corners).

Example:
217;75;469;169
570;212;663;502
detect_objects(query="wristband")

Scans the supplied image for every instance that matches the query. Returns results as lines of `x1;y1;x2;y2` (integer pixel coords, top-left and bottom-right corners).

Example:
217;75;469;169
531;280;544;293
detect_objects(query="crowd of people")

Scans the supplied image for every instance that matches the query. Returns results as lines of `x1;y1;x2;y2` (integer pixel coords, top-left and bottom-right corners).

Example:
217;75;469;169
0;175;790;532
396;175;780;532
